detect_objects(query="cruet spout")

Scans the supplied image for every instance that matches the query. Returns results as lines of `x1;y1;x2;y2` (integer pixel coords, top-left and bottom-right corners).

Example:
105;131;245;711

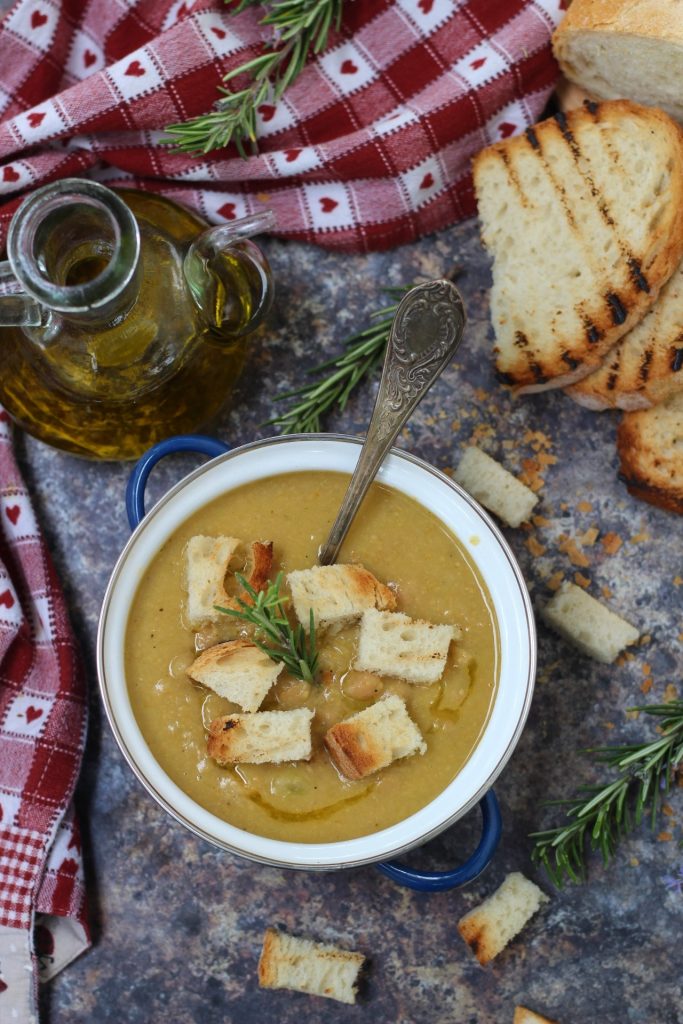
0;262;42;327
183;210;276;336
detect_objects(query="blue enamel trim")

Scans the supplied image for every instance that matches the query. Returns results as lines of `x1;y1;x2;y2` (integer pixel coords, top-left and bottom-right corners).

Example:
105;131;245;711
126;435;231;529
374;789;502;891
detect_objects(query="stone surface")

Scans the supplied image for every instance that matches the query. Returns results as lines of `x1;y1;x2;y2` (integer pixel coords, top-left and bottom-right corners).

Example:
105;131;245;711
14;216;683;1024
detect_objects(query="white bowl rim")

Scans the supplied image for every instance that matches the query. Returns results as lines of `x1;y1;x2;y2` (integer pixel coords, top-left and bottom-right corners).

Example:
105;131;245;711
97;433;536;870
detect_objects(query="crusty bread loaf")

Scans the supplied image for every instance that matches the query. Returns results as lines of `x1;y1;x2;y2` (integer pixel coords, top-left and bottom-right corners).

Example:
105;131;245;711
553;0;683;124
473;100;683;391
258;928;365;1004
207;708;313;765
617;391;683;513
457;872;549;965
286;563;396;632
324;693;426;780
568;257;683;410
187;639;282;712
185;535;241;628
355;608;456;684
541;581;639;662
514;1007;559;1024
455;446;539;527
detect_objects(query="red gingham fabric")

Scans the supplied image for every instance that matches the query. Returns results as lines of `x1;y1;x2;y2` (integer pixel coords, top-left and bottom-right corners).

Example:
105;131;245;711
0;407;88;1011
0;0;562;253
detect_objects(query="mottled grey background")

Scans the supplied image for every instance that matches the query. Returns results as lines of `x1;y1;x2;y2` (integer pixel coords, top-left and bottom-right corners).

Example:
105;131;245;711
15;216;683;1024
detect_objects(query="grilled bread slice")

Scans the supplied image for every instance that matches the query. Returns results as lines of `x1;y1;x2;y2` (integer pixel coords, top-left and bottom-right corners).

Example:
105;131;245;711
187;639;282;713
473;100;683;391
287;563;396;633
207;708;314;765
457;872;549;965
617;391;683;513
567;257;683;409
324;693;426;780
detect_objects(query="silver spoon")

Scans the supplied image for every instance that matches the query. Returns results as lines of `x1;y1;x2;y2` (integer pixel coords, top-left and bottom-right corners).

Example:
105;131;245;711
318;278;466;566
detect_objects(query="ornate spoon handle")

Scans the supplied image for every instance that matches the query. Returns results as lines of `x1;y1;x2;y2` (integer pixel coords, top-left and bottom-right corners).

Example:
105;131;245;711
318;279;466;566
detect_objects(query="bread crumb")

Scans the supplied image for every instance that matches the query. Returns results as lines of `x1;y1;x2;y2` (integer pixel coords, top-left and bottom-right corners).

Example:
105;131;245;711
526;536;546;557
674;576;683;587
533;514;552;528
519;458;545;493
579;526;599;546
577;500;593;513
629;532;650;544
574;572;591;589
664;684;679;702
601;585;613;599
663;803;674;818
630;857;640;867
642;663;652;676
641;678;653;694
601;532;623;555
523;429;554;452
558;535;590;568
625;709;640;720
547;571;564;591
657;832;673;842
604;721;615;730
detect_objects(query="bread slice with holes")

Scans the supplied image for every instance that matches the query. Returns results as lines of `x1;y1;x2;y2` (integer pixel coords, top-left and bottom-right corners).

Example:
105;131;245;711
617;390;683;513
187;639;282;713
286;563;396;633
473;100;683;391
541;581;639;662
568;257;683;409
206;707;314;765
258;928;365;1004
457;872;549;965
553;0;683;124
455;446;538;526
514;1007;559;1024
324;693;426;780
185;535;241;629
355;608;456;684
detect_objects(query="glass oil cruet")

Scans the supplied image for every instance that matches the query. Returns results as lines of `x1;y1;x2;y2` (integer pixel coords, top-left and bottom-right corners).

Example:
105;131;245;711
0;178;275;459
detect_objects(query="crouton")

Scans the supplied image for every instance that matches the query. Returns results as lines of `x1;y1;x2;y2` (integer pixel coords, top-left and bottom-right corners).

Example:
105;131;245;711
258;928;365;1004
324;693;426;781
207;708;313;765
457;872;549;965
541;581;639;663
185;535;241;628
286;563;396;632
514;1008;559;1024
355;608;456;684
187;640;282;713
455;447;538;527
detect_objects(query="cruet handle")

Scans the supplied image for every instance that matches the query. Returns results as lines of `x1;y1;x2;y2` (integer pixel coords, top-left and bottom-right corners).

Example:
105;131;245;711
0;261;42;327
183;209;276;338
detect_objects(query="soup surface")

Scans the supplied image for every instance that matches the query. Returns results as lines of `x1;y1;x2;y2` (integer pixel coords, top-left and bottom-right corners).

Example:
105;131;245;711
125;470;499;842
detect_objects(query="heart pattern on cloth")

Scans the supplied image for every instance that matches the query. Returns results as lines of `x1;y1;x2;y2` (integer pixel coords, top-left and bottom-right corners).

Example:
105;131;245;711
27;112;46;128
210;26;226;39
470;57;487;70
319;197;338;213
285;149;301;162
340;59;358;75
0;590;15;609
258;104;275;122
2;166;19;182
124;60;145;78
0;979;7;994
31;10;48;29
217;202;236;219
0;410;9;423
419;172;434;189
498;121;516;138
418;0;434;12
83;50;96;68
5;505;20;525
59;858;78;875
25;706;44;724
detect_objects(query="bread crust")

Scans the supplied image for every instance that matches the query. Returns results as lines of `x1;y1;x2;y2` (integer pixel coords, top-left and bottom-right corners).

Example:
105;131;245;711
617;397;683;514
473;100;683;391
554;0;683;53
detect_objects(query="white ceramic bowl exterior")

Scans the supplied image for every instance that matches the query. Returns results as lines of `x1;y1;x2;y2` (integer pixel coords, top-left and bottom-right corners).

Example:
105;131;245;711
98;435;536;869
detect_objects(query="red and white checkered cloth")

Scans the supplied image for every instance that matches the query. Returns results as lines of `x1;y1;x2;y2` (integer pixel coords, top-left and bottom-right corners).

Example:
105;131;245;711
0;0;562;253
0;408;89;1022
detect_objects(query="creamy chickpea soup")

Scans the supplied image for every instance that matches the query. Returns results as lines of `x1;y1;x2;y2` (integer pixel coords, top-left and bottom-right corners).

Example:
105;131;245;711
125;471;499;842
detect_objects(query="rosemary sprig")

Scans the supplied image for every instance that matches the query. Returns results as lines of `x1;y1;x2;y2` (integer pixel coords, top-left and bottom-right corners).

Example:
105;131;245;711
164;0;343;156
531;701;683;887
216;572;318;683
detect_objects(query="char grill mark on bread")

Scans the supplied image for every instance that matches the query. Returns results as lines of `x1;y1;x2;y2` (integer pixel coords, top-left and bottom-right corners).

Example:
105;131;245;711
207;707;314;765
552;0;683;125
187;639;282;713
324;693;426;780
568;258;683;410
541;581;640;662
456;872;549;965
286;563;396;633
617;391;683;514
454;446;538;527
473;100;683;391
258;928;365;1004
354;609;456;684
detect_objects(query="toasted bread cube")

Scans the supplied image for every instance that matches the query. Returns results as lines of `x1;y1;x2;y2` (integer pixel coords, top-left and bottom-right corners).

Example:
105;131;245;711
541;582;639;663
286;563;396;632
455;447;538;528
187;640;282;713
457;872;549;965
207;708;313;765
324;693;426;781
514;1008;559;1024
355;608;456;684
185;535;241;629
258;928;365;1004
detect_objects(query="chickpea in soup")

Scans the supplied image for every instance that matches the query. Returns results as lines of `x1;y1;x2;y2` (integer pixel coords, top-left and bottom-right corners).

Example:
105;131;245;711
125;471;499;843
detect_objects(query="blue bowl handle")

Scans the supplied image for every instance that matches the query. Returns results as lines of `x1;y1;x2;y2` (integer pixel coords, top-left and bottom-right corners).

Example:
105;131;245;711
375;789;501;891
126;435;231;530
